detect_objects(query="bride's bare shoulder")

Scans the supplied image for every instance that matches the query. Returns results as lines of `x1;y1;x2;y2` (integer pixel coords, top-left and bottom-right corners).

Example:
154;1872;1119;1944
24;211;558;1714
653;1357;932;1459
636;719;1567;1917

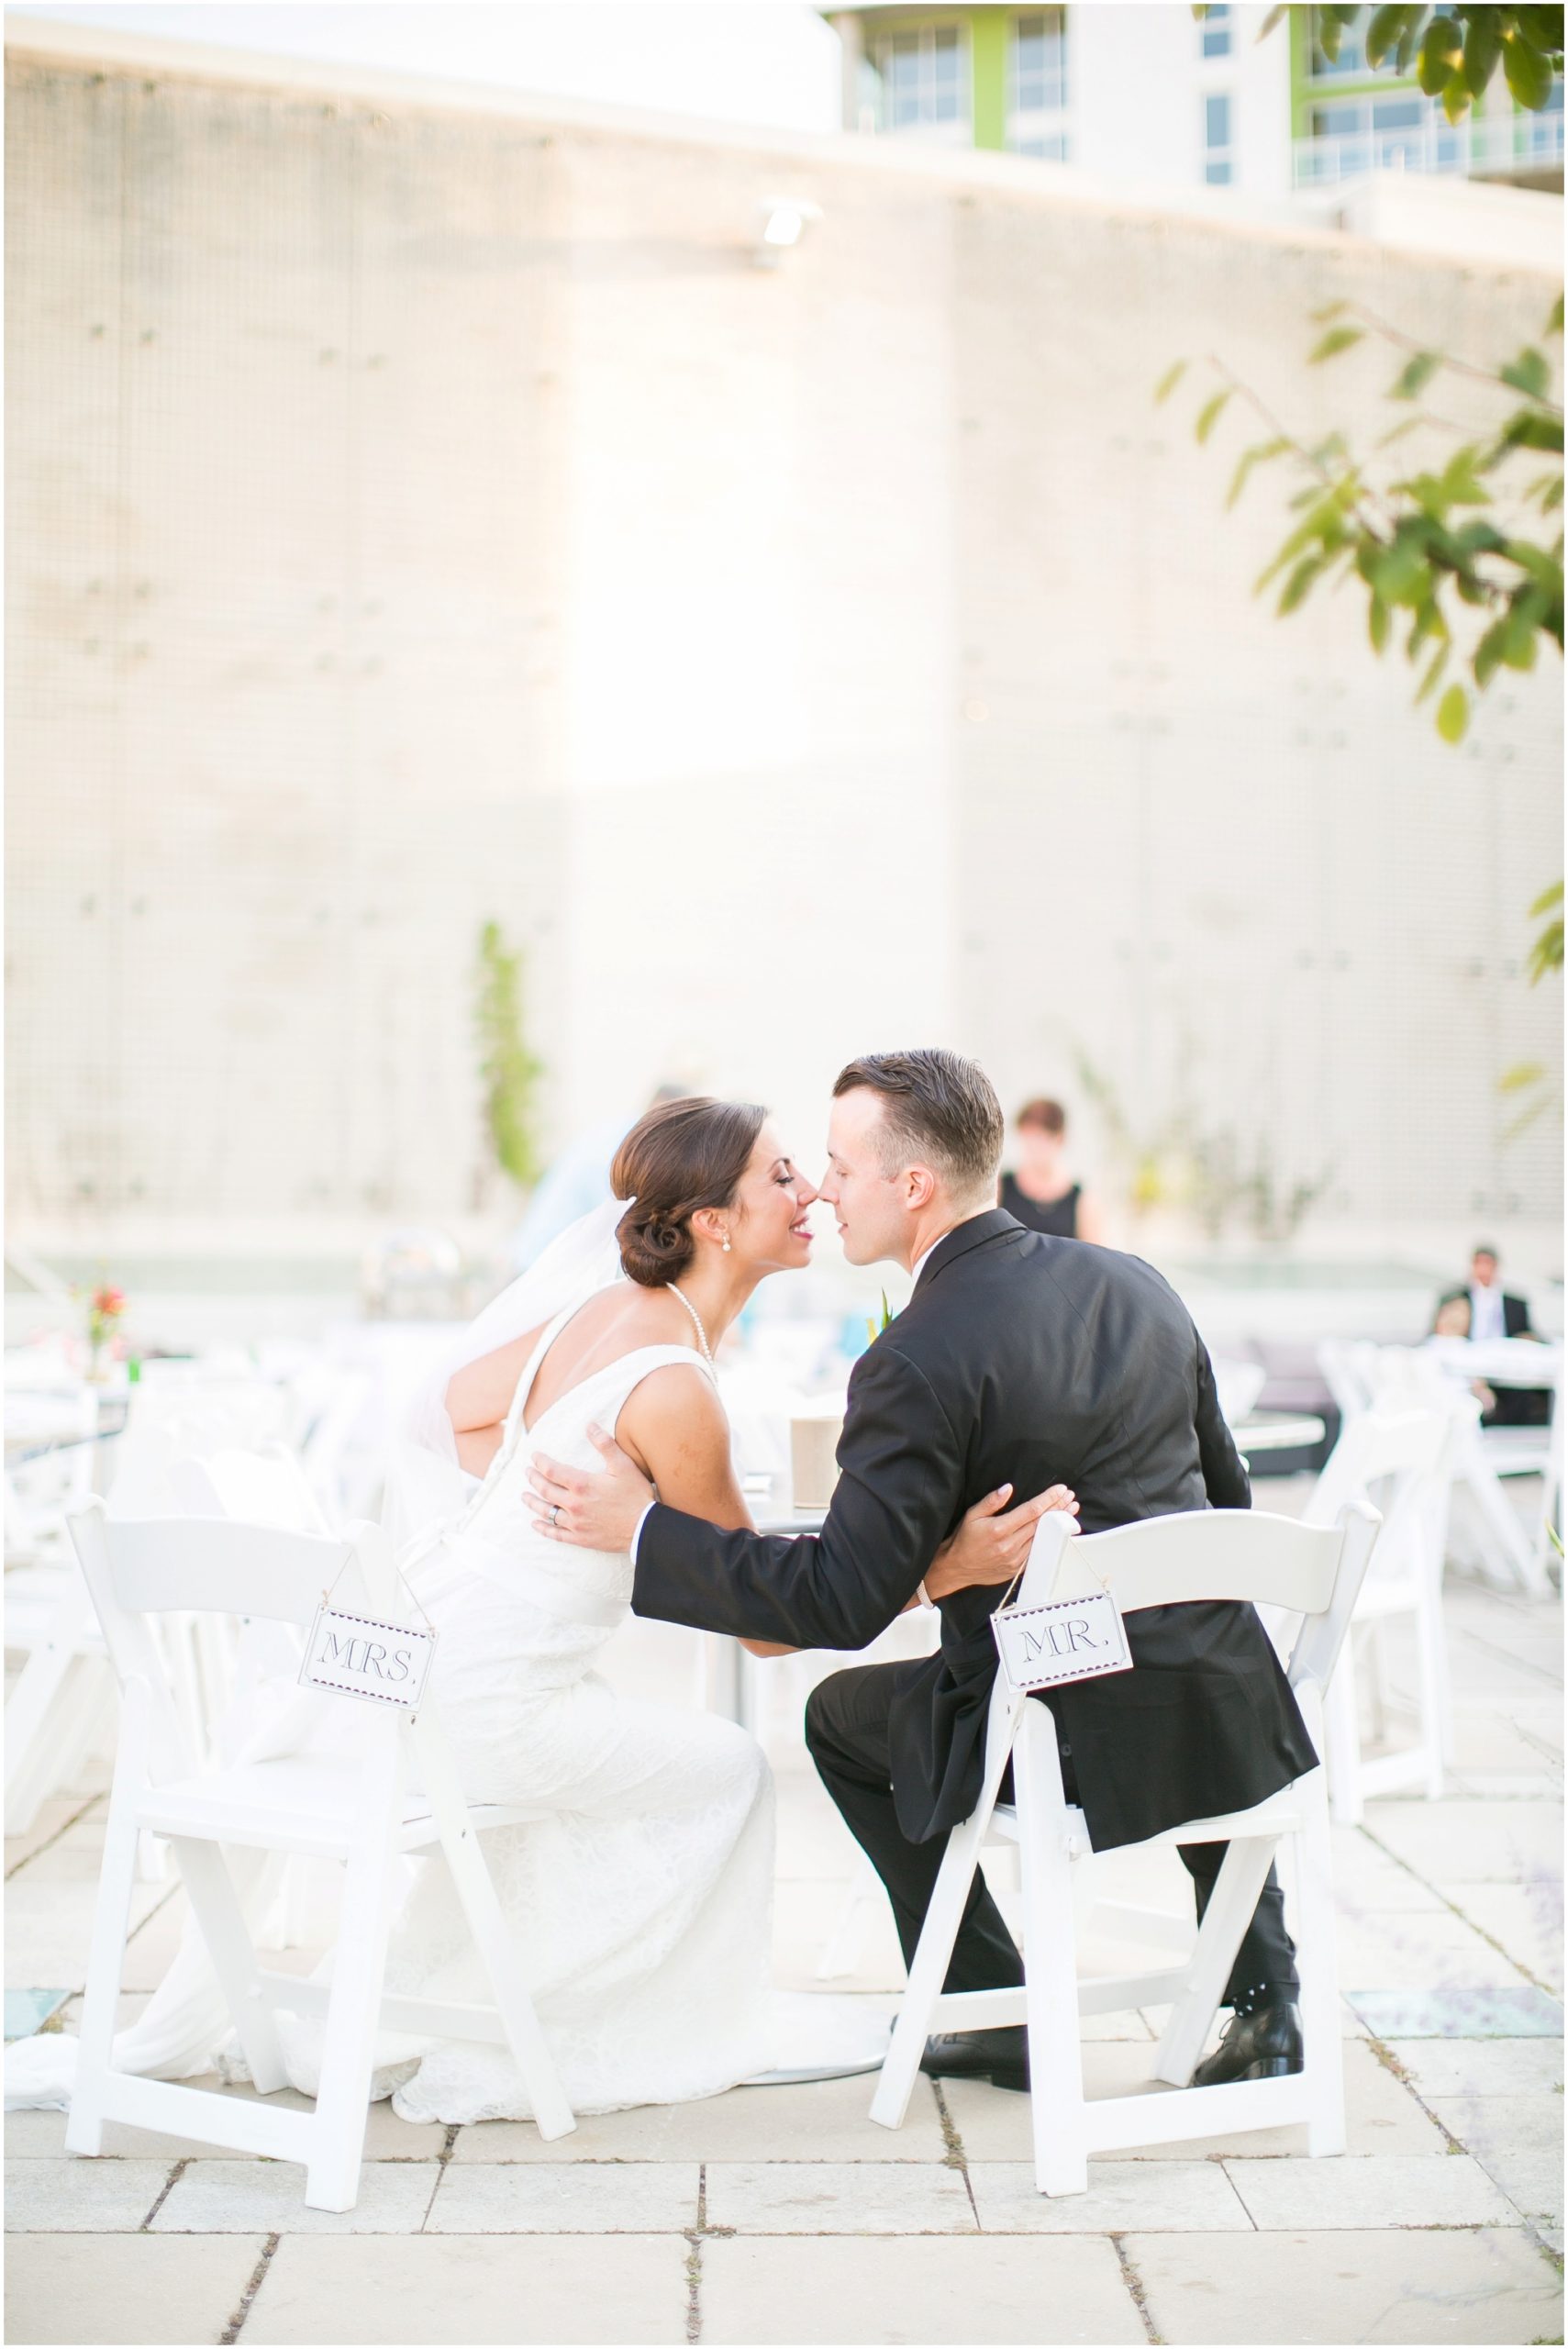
576;1283;689;1350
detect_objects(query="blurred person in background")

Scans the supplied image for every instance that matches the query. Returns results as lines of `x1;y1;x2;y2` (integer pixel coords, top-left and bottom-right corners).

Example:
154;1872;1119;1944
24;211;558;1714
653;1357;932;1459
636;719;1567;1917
998;1097;1106;1243
510;1083;687;1271
1434;1245;1549;1425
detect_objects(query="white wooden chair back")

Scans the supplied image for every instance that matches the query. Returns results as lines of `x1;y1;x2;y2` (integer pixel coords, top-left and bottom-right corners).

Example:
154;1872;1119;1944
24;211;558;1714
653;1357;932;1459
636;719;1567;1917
63;1496;573;2208
873;1497;1382;2195
1019;1500;1379;1699
1317;1340;1379;1423
175;1446;331;1534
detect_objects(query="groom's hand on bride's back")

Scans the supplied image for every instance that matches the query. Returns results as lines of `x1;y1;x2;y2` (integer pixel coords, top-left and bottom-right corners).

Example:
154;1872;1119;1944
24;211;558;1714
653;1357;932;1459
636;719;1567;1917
922;1481;1079;1602
527;1424;655;1552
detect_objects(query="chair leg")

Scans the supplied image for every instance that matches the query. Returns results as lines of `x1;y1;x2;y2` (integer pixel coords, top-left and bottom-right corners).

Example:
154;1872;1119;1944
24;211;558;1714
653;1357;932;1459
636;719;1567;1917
169;1838;290;2096
64;1686;150;2156
1153;1835;1279;2087
1414;1571;1451;1792
410;1718;575;2143
1011;1705;1086;2196
305;1730;404;2212
868;1805;992;2131
1323;1629;1364;1829
1295;1759;1345;2159
5;1629;105;1837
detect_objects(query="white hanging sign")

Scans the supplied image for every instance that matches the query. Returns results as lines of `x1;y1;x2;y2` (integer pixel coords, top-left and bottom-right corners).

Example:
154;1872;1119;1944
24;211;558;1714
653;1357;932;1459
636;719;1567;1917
299;1604;438;1712
991;1586;1133;1698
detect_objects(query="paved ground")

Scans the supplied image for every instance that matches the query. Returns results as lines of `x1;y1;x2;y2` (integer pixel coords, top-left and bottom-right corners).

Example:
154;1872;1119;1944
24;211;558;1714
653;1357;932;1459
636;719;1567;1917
5;1513;1562;2346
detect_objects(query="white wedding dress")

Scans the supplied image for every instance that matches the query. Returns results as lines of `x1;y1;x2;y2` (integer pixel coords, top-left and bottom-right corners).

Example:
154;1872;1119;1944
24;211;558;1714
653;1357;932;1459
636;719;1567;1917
383;1301;781;2120
7;1260;887;2121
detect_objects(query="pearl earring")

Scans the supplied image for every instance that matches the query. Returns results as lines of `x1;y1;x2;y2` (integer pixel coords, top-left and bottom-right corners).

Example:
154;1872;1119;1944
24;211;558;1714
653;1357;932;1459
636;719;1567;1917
722;1234;731;1253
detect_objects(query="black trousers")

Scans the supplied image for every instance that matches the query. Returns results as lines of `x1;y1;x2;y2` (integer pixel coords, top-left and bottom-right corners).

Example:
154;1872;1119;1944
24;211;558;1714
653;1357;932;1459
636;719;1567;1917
805;1661;1298;2009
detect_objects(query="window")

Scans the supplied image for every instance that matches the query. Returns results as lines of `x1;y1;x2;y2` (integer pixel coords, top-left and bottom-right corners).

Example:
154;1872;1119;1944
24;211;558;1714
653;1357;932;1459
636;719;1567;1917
1306;6;1371;78
1201;5;1233;60
1008;10;1071;161
1204;90;1234;183
871;21;968;138
1301;91;1462;180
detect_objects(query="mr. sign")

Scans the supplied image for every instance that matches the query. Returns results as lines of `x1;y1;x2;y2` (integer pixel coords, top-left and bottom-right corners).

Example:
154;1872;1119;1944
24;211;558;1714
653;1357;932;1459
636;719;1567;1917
991;1586;1133;1698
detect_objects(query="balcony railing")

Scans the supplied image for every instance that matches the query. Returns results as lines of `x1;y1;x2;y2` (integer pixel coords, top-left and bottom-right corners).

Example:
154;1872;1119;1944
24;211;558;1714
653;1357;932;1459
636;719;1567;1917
1294;105;1564;186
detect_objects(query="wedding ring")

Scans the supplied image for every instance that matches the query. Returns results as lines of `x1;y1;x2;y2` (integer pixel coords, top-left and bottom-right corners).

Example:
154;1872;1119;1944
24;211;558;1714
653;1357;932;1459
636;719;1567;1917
550;1504;561;1527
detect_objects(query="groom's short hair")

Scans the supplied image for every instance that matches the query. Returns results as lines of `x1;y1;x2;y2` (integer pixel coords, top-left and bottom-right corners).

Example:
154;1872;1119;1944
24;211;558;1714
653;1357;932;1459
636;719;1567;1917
834;1050;1004;1198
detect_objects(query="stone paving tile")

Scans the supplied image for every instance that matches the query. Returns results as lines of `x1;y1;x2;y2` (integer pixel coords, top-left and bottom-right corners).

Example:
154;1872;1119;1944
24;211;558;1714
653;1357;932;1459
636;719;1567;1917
705;2160;975;2233
1346;1986;1563;2038
244;2232;691;2343
427;2161;700;2233
2;1794;100;1877
1222;2152;1519;2231
1329;1829;1451;1915
1442;1881;1564;1993
5;2155;174;2231
1334;1908;1538;1991
967;2158;1251;2233
1425;2099;1566;2226
450;2073;948;2164
150;2157;437;2233
1363;1799;1562;1887
4;2080;446;2164
701;2233;1147;2343
4;1878;167;1988
940;2037;1446;2164
1386;2035;1564;2097
1124;2225;1563;2343
4;2229;270;2346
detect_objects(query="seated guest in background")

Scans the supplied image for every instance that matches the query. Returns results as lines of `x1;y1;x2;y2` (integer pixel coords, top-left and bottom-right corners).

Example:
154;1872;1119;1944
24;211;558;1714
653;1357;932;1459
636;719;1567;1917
1435;1246;1549;1426
1429;1294;1497;1419
998;1097;1106;1242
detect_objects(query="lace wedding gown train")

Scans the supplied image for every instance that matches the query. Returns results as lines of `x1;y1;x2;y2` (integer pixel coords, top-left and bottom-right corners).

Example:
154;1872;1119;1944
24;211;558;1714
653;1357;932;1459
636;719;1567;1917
6;1297;886;2122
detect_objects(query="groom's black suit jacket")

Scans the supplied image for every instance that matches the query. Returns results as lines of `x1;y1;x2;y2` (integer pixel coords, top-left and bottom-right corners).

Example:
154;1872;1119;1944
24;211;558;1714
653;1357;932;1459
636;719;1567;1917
633;1210;1318;1851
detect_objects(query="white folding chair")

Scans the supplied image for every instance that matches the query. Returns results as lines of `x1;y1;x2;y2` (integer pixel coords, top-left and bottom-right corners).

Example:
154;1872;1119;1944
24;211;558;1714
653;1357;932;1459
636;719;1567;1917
870;1499;1380;2196
1313;1408;1456;1824
64;1498;575;2211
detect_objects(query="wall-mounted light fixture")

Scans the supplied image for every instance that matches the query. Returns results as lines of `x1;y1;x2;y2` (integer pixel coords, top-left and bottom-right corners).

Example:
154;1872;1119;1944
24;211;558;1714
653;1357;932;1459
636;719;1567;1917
753;196;822;271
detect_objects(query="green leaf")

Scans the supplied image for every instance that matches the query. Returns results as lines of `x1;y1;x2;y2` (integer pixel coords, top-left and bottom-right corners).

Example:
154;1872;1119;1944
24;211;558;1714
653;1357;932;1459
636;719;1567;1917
1542;475;1564;512
1473;614;1511;686
1500;346;1551;399
1377;415;1425;451
1195;387;1232;444
1503;32;1553;107
1415;641;1450;703
1371;522;1434;605
1309;299;1350;324
1226;435;1292;507
1278;554;1324;614
1528;880;1564;919
1436;682;1469;742
1258;4;1289;35
1503;539;1564;589
1391;350;1441;400
1442;71;1473;121
1461;11;1500;95
1368;594;1391;652
1501;410;1565;455
1365;3;1410;68
1154;358;1187;405
1418;14;1464;91
1439;447;1490;506
1548;294;1564;338
1309;325;1364;364
1499;1060;1548;1094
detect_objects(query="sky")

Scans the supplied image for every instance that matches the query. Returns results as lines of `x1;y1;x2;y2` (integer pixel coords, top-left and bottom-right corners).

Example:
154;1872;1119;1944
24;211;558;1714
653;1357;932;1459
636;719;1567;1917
9;2;844;131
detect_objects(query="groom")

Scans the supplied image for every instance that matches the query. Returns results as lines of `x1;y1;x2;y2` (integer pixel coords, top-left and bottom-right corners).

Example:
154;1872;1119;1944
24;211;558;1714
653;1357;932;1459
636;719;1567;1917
528;1049;1319;2090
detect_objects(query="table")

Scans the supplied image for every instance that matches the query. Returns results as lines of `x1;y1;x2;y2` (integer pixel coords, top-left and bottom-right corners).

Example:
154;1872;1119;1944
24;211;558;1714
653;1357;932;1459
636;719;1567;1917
1427;1339;1562;1594
1231;1412;1328;1461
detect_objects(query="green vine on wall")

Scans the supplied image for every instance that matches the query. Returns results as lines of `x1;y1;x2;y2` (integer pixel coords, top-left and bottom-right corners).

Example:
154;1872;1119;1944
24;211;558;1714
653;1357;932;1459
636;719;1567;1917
473;921;546;1193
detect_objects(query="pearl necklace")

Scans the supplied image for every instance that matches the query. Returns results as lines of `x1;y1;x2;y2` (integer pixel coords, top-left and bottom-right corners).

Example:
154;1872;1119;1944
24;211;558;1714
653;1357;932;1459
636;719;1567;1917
669;1284;716;1367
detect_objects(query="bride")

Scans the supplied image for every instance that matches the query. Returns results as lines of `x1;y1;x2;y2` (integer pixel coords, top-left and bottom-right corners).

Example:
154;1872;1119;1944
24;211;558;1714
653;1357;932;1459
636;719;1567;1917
8;1095;1073;2125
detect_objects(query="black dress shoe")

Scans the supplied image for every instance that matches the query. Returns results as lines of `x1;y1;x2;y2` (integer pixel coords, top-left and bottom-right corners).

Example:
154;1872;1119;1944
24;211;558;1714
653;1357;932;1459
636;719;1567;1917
919;2027;1029;2092
1192;2001;1304;2087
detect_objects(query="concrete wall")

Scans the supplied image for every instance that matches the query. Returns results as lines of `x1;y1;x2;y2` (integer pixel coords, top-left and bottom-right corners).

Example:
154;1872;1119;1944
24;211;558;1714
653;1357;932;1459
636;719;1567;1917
6;29;1561;1260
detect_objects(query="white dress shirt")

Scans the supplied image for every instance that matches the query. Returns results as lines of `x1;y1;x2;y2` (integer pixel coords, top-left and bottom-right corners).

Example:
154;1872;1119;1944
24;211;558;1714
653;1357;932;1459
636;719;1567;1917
1468;1281;1506;1344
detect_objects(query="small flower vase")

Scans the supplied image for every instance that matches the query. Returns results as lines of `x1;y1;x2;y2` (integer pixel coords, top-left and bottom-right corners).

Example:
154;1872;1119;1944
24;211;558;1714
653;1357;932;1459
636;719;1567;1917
85;1338;110;1385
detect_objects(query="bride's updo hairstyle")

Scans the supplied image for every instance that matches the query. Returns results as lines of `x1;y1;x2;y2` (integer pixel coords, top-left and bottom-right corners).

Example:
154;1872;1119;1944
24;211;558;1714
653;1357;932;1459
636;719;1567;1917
611;1097;767;1288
